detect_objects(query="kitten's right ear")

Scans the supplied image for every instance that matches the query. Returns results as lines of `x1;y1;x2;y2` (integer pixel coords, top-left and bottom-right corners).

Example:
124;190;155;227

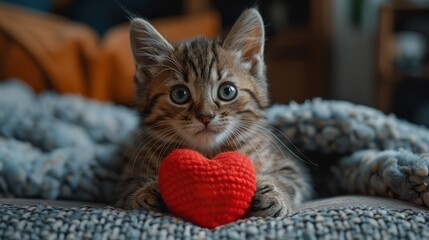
129;18;174;66
222;9;265;63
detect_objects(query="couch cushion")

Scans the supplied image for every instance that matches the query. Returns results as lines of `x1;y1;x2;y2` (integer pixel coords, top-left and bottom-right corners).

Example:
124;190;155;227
1;196;428;239
1;195;426;212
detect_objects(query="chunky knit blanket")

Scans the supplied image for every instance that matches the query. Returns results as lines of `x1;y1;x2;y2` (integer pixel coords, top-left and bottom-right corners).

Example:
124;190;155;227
1;80;429;239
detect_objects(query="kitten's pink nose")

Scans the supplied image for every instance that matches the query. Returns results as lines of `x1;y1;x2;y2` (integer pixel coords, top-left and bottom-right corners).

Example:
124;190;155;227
196;114;215;125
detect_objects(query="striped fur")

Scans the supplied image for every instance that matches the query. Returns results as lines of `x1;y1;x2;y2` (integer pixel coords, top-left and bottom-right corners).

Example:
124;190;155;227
118;9;311;217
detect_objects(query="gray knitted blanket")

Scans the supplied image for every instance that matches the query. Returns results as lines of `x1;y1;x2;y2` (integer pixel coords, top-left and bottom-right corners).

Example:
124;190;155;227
1;201;428;239
1;80;429;239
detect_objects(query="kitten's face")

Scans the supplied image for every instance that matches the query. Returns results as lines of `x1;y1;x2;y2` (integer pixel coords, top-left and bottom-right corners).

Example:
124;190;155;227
130;9;268;153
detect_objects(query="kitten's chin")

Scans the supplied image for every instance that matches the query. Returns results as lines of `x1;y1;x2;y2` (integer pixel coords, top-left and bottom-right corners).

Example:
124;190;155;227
183;128;230;153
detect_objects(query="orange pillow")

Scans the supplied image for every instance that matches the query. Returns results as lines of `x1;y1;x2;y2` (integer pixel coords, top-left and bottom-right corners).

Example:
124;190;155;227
0;3;98;96
0;3;220;105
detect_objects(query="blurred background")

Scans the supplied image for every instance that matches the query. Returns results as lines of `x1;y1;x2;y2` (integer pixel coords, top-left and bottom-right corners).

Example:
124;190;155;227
0;0;429;126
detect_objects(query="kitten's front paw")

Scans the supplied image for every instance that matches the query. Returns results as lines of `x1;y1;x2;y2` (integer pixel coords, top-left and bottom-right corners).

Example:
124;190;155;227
248;181;291;218
126;183;168;212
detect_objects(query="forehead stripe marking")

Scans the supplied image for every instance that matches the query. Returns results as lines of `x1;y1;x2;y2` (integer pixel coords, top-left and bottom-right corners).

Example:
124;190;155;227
184;50;199;79
208;42;218;81
208;54;216;81
182;71;189;83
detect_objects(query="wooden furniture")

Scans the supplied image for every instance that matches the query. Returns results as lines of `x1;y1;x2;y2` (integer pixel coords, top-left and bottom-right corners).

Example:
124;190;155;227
265;0;332;104
377;1;429;112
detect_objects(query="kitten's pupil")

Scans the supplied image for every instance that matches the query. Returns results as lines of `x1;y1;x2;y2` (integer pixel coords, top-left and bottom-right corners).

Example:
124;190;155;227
218;83;238;101
171;85;190;104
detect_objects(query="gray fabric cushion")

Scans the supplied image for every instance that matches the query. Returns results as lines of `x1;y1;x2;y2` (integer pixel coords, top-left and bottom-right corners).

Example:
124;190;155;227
1;196;428;239
1;195;426;212
0;198;106;208
296;195;428;213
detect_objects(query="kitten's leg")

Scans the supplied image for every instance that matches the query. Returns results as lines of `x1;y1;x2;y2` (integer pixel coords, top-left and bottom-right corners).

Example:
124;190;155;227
248;163;309;217
248;176;291;217
120;180;168;212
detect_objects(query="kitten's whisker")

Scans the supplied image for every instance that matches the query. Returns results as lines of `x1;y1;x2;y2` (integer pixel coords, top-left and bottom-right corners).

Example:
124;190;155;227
230;124;274;172
120;122;169;177
237;122;299;163
234;123;288;169
128;133;161;179
227;123;263;164
228;128;242;151
156;131;185;174
119;125;164;190
153;133;186;179
127;123;175;178
137;128;176;178
253;119;316;166
140;127;177;177
231;124;266;165
127;122;171;161
145;127;179;175
262;115;314;162
239;121;317;166
226;126;244;152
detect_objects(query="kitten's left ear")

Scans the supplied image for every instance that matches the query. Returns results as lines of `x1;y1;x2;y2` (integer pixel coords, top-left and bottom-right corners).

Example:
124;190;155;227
223;9;265;64
129;18;174;66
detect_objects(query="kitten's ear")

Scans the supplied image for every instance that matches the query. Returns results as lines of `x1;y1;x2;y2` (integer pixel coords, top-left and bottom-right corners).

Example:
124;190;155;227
129;18;174;66
223;9;265;63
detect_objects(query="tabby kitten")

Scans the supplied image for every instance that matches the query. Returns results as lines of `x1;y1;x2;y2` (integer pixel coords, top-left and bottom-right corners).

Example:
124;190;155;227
118;9;311;217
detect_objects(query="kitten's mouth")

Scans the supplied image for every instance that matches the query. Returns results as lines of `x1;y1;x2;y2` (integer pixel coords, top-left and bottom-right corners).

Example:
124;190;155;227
195;128;219;135
184;124;231;152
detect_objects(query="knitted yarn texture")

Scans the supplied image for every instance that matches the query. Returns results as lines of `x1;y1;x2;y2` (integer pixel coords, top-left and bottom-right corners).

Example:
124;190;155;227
159;149;256;228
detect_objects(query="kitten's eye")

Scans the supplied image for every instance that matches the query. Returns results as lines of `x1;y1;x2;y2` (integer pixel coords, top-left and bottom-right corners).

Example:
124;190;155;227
170;85;190;104
218;83;238;101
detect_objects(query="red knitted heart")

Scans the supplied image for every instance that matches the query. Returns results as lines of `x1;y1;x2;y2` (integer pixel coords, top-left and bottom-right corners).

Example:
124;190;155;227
159;149;256;229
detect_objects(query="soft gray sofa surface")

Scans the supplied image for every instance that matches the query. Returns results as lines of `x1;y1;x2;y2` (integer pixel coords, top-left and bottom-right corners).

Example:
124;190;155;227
1;196;428;239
